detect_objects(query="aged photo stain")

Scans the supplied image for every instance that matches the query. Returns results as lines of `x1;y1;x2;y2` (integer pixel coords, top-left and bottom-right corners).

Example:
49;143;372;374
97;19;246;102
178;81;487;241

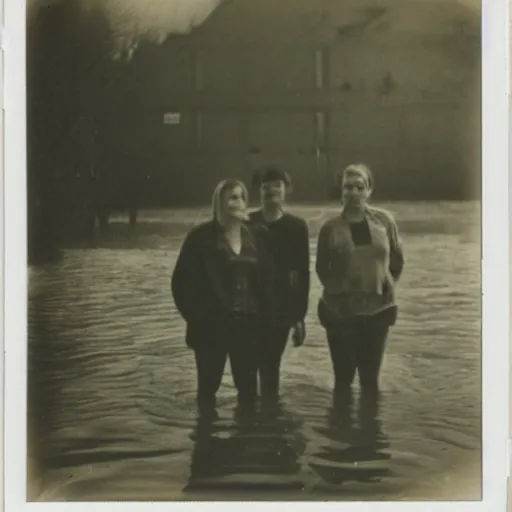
27;0;482;502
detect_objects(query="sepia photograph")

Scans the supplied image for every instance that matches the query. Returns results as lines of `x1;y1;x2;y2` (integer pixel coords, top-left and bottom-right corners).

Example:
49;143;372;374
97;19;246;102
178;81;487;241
17;0;493;504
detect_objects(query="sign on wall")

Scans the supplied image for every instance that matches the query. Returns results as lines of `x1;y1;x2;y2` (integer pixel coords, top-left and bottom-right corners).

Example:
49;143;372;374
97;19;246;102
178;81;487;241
163;112;181;125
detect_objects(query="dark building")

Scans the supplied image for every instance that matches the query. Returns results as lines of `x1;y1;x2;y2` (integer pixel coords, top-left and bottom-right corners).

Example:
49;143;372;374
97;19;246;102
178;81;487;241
118;0;481;205
27;0;481;245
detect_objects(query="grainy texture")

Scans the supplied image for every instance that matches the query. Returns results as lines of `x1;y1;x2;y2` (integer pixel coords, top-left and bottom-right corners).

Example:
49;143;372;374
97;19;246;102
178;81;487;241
28;202;481;501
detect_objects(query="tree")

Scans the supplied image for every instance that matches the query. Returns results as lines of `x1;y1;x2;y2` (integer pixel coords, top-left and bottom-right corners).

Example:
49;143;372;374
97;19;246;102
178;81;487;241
27;0;126;258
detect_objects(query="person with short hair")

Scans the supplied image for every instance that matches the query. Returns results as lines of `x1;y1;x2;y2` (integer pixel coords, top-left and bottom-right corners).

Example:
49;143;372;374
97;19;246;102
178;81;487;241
316;163;404;399
171;179;274;414
249;166;310;403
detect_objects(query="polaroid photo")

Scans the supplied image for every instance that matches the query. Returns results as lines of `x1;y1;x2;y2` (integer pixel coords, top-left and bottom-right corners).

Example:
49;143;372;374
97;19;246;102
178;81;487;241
3;0;509;510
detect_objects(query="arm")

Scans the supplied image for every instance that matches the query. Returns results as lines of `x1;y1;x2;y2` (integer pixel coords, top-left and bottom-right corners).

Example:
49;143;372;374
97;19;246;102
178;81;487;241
292;218;310;323
315;222;330;288
386;213;404;281
171;230;200;324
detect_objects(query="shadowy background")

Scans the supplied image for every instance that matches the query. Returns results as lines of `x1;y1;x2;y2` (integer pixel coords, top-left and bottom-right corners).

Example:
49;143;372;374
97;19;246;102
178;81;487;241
27;0;480;263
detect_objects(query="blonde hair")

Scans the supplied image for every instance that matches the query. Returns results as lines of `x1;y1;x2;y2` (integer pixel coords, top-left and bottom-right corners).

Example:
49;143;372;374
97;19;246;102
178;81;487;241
211;179;249;223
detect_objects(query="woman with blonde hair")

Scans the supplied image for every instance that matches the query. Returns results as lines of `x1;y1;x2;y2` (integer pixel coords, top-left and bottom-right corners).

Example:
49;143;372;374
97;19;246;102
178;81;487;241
316;163;404;399
172;179;274;414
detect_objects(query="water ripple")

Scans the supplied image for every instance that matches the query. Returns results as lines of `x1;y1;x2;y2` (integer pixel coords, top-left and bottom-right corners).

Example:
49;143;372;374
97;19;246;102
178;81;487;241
28;202;481;501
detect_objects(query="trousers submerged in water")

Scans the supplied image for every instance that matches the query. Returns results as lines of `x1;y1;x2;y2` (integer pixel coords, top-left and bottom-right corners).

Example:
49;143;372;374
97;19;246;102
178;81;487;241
194;314;262;411
249;209;310;401
171;219;275;410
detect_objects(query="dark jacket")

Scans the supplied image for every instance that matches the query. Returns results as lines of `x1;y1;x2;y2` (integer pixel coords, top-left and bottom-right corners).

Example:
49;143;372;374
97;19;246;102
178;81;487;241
249;210;310;326
171;220;275;349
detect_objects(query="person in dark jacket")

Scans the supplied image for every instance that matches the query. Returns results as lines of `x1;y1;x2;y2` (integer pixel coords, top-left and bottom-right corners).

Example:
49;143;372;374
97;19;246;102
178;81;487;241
249;166;310;403
171;179;274;414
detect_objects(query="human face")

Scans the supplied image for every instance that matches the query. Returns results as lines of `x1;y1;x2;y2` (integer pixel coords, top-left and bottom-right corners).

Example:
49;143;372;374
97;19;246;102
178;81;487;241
341;172;371;208
260;180;286;207
221;185;247;220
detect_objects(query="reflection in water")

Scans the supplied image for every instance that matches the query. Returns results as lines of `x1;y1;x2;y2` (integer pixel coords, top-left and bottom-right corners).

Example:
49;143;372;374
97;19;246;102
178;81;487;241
185;400;306;495
27;204;482;500
309;391;392;487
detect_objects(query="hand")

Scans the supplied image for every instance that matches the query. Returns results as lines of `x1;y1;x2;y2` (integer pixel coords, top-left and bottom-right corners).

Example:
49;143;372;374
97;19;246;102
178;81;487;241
291;320;306;347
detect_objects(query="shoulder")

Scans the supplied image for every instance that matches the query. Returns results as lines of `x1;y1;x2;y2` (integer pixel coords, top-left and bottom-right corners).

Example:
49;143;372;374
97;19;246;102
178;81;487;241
184;220;216;244
367;206;397;227
248;210;263;223
318;215;342;233
244;221;269;241
283;212;308;231
280;212;309;237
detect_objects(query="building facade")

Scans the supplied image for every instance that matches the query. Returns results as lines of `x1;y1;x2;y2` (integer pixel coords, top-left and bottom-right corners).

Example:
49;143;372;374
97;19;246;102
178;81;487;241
110;0;481;205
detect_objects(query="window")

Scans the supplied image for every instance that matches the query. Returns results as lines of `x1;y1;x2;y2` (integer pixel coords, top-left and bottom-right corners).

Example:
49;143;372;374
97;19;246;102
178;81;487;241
315;49;325;89
315;111;326;147
200;48;241;90
163;112;181;125
193;49;203;91
196;111;203;148
245;48;315;90
201;110;241;151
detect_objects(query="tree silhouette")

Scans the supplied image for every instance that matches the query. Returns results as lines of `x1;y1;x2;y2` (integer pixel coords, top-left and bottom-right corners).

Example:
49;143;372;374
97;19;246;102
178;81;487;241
27;0;149;259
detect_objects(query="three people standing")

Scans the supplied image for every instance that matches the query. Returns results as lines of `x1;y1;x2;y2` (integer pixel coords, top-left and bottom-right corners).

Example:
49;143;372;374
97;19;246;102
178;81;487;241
171;163;404;412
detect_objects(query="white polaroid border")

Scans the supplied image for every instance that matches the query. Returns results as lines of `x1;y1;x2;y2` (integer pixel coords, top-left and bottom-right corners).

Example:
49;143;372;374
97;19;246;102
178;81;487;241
4;0;509;510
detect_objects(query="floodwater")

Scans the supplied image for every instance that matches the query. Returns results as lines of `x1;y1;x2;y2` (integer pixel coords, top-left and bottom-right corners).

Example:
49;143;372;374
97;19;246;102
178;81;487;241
28;202;481;501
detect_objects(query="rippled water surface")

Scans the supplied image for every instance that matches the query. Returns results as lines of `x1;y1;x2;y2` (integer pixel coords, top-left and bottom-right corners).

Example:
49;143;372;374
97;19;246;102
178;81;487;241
28;202;481;501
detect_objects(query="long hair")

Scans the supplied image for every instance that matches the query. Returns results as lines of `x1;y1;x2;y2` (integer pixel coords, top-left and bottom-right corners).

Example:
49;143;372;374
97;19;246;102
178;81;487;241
211;179;249;223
